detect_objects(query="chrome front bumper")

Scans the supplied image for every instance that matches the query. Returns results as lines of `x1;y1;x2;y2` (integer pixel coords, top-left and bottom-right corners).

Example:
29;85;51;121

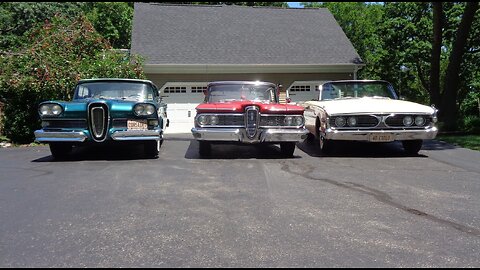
34;129;162;143
191;127;309;143
324;126;438;141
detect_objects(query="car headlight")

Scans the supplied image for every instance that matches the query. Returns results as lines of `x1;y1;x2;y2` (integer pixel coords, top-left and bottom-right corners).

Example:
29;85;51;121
197;115;208;126
134;104;156;116
415;116;425;126
347;116;357;127
210;115;219;125
294;116;304;126
39;103;63;117
284;116;293;126
403;116;413;126
335;117;346;127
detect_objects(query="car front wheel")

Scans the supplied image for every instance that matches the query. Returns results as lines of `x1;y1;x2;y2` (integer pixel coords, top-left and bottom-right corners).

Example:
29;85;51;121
402;140;423;155
49;143;72;160
280;142;296;157
319;135;334;155
144;140;159;158
199;141;211;157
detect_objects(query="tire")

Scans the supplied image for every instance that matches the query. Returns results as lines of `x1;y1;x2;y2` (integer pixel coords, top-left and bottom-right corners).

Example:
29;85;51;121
280;142;296;157
402;140;423;155
199;141;211;157
144;140;159;158
49;143;72;160
319;135;334;155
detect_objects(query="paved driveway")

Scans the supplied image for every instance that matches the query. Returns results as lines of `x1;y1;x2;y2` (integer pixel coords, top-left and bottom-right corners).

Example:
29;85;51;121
0;135;479;267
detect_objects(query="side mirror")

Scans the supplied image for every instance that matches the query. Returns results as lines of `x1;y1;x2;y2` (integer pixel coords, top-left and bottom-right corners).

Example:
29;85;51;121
399;96;406;101
286;97;292;103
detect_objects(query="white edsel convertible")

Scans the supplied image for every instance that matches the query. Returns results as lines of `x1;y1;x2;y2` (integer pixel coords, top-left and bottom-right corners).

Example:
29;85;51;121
301;80;438;155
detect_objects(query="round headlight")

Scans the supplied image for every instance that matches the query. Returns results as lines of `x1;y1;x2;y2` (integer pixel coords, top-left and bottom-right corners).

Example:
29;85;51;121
134;104;145;115
145;104;156;115
415;116;425;126
51;104;62;115
284;116;293;126
294;116;304;126
347;116;357;127
210;115;219;125
39;104;51;116
335;117;346;127
403;116;413;126
197;115;208;125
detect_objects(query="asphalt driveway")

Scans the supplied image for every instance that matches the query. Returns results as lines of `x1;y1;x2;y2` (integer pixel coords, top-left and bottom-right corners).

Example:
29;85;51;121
0;135;479;267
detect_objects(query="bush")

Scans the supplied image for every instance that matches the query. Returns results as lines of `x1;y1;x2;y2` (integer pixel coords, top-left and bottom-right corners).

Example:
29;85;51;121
462;116;480;134
0;15;145;144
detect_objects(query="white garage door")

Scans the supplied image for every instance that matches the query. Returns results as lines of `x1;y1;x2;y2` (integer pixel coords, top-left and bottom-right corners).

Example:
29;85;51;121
159;83;207;134
287;81;326;103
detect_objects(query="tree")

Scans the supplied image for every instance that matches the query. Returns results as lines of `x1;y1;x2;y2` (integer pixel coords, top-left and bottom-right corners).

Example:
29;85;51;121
0;15;145;143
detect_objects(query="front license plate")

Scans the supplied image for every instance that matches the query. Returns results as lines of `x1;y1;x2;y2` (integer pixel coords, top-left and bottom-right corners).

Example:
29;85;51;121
127;119;147;130
369;133;394;142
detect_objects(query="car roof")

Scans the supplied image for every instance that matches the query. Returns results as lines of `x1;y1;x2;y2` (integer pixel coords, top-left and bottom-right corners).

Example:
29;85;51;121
207;81;277;87
77;78;156;87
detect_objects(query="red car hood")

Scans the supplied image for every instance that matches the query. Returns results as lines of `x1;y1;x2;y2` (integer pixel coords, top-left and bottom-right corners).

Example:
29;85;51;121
196;101;304;114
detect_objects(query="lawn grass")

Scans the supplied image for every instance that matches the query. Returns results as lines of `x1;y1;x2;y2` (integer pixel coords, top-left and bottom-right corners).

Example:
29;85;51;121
436;134;480;151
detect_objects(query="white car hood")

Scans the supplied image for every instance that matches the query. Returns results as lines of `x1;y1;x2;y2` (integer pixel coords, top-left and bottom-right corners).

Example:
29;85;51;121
306;97;435;115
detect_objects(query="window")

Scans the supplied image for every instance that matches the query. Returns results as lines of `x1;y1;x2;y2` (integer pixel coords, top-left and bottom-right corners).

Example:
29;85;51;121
164;86;187;93
191;86;207;93
289;85;311;92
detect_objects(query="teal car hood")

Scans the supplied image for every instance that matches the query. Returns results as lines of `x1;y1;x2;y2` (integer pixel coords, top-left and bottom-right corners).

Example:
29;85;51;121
43;99;156;119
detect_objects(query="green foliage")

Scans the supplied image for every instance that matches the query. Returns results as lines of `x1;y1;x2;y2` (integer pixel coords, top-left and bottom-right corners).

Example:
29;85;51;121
436;134;480;151
0;15;145;144
461;116;480;133
84;2;133;49
0;2;86;51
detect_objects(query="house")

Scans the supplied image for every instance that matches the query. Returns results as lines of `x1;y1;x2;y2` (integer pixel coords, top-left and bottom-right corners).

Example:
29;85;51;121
131;3;364;132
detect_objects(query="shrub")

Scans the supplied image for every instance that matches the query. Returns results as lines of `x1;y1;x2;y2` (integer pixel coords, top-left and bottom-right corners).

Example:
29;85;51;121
462;116;480;134
0;15;145;143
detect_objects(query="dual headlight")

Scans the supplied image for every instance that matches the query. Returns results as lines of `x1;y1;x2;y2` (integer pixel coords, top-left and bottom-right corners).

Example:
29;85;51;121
134;103;156;116
403;115;426;127
334;116;357;127
283;116;304;126
39;103;63;117
197;115;219;126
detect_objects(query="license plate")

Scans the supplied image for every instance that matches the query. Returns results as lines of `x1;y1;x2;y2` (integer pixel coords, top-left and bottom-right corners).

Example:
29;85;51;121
127;119;147;130
369;133;394;142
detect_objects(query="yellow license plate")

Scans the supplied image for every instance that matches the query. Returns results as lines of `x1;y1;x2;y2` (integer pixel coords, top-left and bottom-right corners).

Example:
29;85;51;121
127;119;147;130
369;133;394;142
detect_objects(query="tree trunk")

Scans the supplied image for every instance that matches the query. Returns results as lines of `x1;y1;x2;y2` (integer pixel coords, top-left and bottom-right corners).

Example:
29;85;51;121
429;2;442;107
441;2;479;131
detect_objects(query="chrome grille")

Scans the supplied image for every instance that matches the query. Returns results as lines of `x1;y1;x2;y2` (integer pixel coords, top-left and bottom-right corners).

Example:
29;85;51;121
260;115;285;127
43;119;87;129
245;106;259;138
218;115;244;126
88;103;109;142
330;115;379;128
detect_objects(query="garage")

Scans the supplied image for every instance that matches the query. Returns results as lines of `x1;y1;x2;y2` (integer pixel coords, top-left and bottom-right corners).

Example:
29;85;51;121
131;3;364;133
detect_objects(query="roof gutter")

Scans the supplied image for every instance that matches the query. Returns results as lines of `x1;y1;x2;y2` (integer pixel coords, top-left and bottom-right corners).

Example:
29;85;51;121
143;64;365;74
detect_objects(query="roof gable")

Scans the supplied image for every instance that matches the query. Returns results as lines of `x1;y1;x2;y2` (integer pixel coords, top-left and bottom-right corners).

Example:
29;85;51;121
131;3;363;65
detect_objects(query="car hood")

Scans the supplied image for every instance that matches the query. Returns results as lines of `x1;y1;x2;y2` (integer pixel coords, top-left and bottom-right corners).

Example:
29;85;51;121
305;98;435;115
196;100;304;114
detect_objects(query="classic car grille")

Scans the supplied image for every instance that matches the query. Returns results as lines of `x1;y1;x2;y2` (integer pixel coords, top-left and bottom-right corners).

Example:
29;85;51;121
260;115;285;127
43;119;87;129
88;103;109;142
330;115;379;128
385;114;432;127
245;106;259;138
217;115;244;126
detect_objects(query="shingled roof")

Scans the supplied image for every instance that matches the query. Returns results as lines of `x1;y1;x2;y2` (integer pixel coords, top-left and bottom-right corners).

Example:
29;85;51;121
131;3;363;66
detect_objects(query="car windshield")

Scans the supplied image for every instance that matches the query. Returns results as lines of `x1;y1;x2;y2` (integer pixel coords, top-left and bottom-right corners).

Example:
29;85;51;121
207;84;277;103
321;81;398;100
73;81;155;101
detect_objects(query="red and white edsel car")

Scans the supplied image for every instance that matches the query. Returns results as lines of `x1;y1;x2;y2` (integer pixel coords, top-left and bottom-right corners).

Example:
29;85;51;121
191;81;309;157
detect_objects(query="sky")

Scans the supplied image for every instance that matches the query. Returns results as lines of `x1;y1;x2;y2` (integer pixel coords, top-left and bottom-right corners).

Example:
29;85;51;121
287;2;304;8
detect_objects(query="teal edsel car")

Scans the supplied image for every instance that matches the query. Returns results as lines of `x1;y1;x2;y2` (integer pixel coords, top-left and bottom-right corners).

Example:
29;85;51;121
34;78;168;159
